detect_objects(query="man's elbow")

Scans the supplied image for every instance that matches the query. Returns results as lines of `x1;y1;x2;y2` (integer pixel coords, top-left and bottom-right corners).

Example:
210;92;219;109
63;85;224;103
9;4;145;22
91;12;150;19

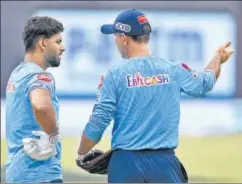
194;76;215;96
203;71;216;93
185;85;214;97
196;84;214;97
206;84;215;93
84;119;107;143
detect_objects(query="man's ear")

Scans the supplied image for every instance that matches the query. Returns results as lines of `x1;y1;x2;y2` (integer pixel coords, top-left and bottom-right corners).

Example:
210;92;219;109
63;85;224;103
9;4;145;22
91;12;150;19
38;38;46;51
122;33;128;46
127;34;134;45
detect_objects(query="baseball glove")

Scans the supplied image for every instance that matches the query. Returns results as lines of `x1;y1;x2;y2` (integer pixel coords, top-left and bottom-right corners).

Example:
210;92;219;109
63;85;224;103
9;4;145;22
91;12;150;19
76;149;112;175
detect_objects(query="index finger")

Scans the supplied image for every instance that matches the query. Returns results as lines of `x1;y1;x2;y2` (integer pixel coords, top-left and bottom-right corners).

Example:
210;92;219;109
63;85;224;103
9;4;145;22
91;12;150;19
223;41;231;48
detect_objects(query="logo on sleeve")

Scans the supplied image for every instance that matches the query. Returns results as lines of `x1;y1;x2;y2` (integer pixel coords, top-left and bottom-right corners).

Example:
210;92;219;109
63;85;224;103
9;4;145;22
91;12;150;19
181;63;191;72
97;75;104;89
6;81;15;92
37;74;52;82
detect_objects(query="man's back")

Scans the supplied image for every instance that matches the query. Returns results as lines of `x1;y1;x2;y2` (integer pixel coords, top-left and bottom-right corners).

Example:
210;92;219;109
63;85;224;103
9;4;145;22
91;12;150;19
94;55;214;151
83;55;215;182
110;56;181;150
5;62;62;183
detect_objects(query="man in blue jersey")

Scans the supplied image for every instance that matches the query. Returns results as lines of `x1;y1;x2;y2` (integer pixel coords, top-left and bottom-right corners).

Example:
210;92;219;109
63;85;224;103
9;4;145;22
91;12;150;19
76;9;234;183
5;16;65;183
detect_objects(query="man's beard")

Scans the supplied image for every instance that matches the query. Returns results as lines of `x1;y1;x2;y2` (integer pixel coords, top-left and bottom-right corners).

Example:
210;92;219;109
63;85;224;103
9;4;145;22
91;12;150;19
45;55;60;67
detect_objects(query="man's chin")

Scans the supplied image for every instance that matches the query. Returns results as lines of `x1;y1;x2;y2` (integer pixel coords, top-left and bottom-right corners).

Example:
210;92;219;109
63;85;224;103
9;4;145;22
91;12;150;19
49;60;60;67
53;62;60;67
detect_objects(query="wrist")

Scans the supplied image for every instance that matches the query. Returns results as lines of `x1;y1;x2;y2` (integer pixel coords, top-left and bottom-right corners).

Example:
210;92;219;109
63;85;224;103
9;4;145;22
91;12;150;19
214;52;222;62
78;150;88;155
78;153;85;158
77;151;86;161
48;133;60;145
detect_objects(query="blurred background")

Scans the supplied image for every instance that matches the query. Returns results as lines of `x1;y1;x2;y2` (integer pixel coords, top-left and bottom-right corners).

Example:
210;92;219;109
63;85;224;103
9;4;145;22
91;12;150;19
1;1;242;183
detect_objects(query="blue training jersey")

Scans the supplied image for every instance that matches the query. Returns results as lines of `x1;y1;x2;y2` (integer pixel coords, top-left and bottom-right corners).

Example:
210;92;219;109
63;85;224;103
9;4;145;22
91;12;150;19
5;61;62;183
84;56;216;150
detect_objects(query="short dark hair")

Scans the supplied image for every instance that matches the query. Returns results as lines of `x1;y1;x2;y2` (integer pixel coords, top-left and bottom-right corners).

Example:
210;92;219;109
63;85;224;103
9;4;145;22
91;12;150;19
22;16;64;52
130;23;151;43
130;34;150;43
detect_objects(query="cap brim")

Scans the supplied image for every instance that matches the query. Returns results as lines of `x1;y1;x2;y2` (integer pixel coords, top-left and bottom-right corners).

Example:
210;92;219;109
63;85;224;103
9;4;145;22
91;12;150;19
101;24;115;34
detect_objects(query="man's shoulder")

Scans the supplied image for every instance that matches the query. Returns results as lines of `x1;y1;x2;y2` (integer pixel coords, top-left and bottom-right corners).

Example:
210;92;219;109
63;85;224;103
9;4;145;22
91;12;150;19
106;57;181;75
152;57;180;67
13;62;53;80
12;62;42;78
9;62;55;89
108;58;140;72
106;61;126;74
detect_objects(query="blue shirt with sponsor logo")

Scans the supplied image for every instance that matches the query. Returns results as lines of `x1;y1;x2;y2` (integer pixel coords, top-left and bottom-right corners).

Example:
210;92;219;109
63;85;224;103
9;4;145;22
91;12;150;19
5;61;62;183
84;56;216;150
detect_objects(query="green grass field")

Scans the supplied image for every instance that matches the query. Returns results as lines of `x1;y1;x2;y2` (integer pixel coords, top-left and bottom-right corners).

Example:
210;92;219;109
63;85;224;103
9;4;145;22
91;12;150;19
1;134;242;182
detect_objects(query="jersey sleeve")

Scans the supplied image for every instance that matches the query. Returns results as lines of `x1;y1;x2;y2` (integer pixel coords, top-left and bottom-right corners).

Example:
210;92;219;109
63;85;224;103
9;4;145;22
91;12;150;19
24;72;55;97
84;70;117;142
177;62;216;97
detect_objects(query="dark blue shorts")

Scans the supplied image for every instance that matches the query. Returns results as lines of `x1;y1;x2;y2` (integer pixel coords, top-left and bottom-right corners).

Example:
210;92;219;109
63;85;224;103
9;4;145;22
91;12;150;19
108;149;188;183
43;179;63;183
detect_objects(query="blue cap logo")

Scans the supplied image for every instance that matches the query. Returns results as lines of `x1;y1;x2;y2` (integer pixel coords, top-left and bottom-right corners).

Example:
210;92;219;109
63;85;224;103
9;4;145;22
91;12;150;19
115;22;131;33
